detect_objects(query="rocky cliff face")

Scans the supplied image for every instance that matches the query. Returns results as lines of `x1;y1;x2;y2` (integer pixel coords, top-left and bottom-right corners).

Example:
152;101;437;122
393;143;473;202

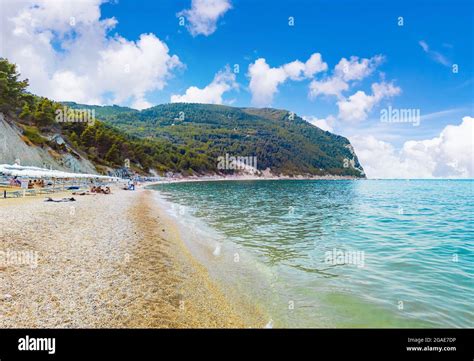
0;113;97;173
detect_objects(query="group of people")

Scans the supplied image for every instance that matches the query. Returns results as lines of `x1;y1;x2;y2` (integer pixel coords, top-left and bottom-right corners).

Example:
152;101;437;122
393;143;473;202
8;177;48;189
72;185;112;196
91;185;111;194
122;180;137;191
6;176;114;198
28;179;45;189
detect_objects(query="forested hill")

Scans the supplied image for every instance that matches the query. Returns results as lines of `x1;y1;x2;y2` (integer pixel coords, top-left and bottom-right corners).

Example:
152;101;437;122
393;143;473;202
1;57;364;177
0;58;211;175
68;102;365;177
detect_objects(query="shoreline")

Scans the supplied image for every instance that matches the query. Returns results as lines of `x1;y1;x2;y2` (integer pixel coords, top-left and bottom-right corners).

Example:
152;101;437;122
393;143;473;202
145;177;474;188
0;187;265;328
149;174;365;187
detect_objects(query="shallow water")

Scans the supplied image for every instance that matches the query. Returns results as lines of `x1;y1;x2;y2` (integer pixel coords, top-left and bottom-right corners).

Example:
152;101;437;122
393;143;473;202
150;180;474;328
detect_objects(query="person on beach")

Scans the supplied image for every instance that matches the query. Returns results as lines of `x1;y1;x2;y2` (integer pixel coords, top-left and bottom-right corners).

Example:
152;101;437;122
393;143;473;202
45;197;76;202
9;177;21;187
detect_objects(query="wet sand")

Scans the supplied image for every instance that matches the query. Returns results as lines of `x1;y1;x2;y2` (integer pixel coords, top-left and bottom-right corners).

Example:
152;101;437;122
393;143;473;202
0;188;262;328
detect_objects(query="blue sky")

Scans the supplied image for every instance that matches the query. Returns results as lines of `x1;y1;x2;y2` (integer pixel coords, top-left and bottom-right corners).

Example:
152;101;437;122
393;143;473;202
1;0;473;178
99;0;473;142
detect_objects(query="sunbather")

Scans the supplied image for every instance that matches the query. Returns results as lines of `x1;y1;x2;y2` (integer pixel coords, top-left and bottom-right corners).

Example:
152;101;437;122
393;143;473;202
45;197;76;202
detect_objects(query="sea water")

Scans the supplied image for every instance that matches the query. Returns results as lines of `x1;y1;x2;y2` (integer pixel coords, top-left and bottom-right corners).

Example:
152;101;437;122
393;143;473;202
149;180;474;328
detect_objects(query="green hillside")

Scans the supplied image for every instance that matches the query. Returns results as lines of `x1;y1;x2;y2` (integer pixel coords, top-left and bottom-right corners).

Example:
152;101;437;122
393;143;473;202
0;58;200;175
93;103;365;177
62;101;138;117
1;57;364;177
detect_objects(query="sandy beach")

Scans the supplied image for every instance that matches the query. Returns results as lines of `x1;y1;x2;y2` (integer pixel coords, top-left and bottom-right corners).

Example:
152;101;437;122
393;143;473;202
0;187;264;328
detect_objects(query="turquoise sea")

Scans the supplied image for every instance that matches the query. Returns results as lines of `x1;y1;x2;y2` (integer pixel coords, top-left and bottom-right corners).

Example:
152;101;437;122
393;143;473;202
150;180;474;328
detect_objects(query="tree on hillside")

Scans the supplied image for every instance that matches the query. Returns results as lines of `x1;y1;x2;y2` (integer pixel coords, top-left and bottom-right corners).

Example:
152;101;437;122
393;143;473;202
80;127;95;147
105;143;121;165
34;98;55;127
19;103;32;120
0;58;29;114
68;132;80;148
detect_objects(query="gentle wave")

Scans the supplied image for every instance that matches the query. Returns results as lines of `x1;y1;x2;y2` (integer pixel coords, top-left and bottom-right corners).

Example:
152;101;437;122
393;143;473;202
150;180;474;328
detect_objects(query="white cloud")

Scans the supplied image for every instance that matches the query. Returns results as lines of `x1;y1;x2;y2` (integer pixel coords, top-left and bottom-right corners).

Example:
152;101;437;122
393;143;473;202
247;59;288;106
302;53;328;78
309;55;384;99
48;71;98;105
248;54;327;106
97;33;181;104
350;116;474;178
131;98;153;111
1;0;181;107
303;115;335;132
178;0;232;36
419;40;429;52
309;77;348;99
418;40;450;67
334;55;384;81
171;67;237;104
337;81;401;122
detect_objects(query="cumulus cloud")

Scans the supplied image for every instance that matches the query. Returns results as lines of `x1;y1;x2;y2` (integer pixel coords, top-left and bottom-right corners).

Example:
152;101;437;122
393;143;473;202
350;116;474;178
0;0;181;109
171;67;237;104
248;54;327;106
334;55;384;81
419;40;450;67
178;0;232;36
309;77;349;99
309;55;384;99
301;53;328;78
303;115;335;132
337;81;401;122
131;98;153;111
